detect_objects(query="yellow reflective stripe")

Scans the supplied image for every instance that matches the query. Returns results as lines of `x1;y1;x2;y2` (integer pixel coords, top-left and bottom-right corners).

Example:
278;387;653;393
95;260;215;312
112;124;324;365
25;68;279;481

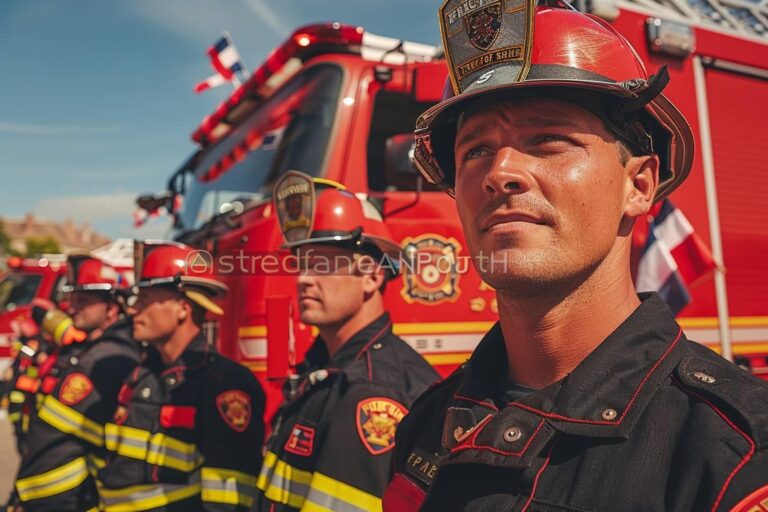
9;390;25;403
105;423;150;459
38;395;104;446
304;472;382;512
15;457;90;502
146;432;201;472
9;412;21;422
53;317;74;344
257;451;312;508
100;481;201;512
201;467;258;507
105;423;201;472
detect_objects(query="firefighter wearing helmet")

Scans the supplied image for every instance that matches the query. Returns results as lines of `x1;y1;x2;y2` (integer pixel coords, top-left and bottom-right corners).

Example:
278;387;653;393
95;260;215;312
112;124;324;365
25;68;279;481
384;1;768;510
94;240;265;512
255;173;439;511
12;254;140;512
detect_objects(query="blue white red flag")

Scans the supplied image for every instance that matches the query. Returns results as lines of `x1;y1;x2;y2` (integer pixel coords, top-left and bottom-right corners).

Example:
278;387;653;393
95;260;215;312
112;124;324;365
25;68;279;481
194;35;246;94
634;199;718;314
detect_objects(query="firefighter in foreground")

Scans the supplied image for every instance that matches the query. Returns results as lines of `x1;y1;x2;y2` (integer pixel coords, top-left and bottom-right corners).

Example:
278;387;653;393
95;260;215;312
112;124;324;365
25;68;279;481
384;1;768;510
255;173;439;511
96;240;265;511
12;255;139;511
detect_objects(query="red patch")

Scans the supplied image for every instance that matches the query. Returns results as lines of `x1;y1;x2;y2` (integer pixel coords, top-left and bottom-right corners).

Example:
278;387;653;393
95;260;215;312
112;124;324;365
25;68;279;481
356;397;408;455
59;373;93;406
216;390;251;433
730;484;768;511
160;405;196;429
284;424;316;456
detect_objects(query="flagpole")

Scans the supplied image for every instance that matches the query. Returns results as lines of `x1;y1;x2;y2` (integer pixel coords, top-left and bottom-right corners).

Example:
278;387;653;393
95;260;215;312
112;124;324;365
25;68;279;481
693;56;733;362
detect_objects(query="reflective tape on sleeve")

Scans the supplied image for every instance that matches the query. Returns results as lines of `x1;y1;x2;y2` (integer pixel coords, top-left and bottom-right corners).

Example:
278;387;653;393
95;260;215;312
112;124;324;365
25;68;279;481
16;457;90;502
201;466;258;507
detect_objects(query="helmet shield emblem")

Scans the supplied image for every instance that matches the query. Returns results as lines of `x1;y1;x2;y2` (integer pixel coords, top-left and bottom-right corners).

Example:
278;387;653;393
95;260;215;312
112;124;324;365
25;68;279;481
274;171;316;244
440;0;537;94
466;4;502;50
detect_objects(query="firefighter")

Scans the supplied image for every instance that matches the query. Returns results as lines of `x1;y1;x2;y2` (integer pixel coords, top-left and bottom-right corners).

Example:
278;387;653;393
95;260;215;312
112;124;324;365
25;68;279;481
11;255;140;512
255;173;439;512
384;1;768;511
96;240;265;511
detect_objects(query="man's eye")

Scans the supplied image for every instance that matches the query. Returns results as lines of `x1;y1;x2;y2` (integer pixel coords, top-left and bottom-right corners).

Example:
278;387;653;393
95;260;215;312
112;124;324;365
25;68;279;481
461;146;492;161
535;134;570;144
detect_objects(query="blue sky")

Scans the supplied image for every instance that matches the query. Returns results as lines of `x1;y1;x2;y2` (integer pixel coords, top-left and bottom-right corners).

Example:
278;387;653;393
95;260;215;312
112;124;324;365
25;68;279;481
0;0;440;240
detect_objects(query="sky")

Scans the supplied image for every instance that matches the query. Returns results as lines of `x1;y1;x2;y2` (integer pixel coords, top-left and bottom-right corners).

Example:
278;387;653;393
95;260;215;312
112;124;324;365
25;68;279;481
0;0;441;241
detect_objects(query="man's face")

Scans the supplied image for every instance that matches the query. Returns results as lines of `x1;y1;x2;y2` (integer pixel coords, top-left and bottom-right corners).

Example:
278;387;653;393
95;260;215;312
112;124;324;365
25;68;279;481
453;97;639;294
68;291;111;333
127;286;186;343
295;245;378;328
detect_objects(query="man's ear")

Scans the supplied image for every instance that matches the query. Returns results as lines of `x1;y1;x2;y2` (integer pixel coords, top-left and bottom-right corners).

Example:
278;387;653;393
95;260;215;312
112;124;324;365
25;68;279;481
625;154;659;219
361;266;386;296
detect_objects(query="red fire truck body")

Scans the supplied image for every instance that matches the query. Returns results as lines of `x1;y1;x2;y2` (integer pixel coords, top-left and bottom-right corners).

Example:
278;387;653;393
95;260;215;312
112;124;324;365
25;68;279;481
159;3;768;418
0;256;67;372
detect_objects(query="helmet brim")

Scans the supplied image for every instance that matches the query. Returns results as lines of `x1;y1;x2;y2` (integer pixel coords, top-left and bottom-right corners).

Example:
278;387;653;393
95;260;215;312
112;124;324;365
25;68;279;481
415;76;693;202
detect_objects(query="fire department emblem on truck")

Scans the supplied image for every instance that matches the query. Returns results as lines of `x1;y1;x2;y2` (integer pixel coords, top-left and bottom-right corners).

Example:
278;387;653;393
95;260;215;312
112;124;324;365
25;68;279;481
356;397;407;455
274;170;315;243
401;235;462;305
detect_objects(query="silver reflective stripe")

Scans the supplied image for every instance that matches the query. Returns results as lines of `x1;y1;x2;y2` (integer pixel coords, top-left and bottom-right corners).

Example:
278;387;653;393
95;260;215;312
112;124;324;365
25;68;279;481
148;440;198;466
262;466;311;498
305;488;374;512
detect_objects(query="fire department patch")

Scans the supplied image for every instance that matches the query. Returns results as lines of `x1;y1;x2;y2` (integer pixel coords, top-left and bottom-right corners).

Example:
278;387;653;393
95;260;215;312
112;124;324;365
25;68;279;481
401;234;462;305
440;0;536;93
356;397;408;455
274;170;315;243
465;4;502;50
731;484;768;512
216;390;251;433
284;423;316;456
59;373;93;406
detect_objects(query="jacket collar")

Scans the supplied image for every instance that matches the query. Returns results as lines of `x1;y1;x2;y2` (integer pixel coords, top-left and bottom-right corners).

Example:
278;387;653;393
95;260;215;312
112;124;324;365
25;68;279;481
456;293;686;439
303;312;393;371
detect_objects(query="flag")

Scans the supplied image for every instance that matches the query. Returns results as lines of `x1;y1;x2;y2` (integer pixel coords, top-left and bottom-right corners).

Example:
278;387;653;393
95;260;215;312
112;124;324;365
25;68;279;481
194;35;246;94
634;199;718;314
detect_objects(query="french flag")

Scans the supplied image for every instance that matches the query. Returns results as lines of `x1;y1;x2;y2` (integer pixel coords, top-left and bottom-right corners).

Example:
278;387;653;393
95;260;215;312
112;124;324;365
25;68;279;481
194;35;246;94
634;199;718;314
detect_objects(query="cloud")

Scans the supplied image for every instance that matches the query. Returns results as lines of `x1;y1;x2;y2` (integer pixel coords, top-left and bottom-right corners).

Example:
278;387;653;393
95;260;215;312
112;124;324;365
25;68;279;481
34;192;139;223
0;122;123;136
31;192;174;240
129;0;292;46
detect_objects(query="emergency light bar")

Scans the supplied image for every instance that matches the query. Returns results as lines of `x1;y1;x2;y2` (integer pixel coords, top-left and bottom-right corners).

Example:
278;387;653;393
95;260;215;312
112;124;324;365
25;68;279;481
192;22;441;147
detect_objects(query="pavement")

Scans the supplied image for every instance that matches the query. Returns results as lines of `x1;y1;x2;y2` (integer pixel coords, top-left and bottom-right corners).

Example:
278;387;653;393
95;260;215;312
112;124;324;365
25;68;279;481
0;413;19;505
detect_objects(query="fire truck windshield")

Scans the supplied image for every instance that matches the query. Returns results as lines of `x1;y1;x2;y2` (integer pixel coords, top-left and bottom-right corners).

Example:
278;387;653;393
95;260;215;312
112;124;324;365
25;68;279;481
176;64;343;231
0;273;42;312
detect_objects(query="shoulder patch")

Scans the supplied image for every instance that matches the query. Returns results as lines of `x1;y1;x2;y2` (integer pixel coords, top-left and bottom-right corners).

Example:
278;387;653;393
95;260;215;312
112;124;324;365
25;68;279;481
216;390;251;433
284;423;316;456
59;373;93;406
730;483;768;511
356;397;408;455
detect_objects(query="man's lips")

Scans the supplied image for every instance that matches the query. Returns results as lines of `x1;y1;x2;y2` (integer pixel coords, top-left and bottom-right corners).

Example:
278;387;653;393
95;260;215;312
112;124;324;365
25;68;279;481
481;211;546;231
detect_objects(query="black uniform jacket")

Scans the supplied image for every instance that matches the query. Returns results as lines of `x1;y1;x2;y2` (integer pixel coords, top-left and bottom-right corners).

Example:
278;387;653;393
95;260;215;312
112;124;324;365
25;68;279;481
255;313;440;512
96;333;266;512
14;318;140;511
384;293;768;512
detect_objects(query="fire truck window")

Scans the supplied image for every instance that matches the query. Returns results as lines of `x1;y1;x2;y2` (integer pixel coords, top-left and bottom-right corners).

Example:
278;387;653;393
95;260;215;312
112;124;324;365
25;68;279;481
177;64;343;230
368;91;436;192
0;274;42;312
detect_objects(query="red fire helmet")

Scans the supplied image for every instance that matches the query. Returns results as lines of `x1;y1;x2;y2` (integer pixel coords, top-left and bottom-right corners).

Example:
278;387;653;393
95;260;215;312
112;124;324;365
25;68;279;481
134;240;228;315
414;0;694;202
274;174;403;278
61;254;132;293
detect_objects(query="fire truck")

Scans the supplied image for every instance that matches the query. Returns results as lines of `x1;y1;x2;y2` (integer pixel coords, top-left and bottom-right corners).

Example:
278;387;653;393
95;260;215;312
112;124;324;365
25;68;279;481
0;256;67;373
139;0;768;417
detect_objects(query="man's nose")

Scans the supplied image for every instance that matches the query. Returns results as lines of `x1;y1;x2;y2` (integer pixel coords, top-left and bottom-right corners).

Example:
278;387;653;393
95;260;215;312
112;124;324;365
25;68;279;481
481;147;534;196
